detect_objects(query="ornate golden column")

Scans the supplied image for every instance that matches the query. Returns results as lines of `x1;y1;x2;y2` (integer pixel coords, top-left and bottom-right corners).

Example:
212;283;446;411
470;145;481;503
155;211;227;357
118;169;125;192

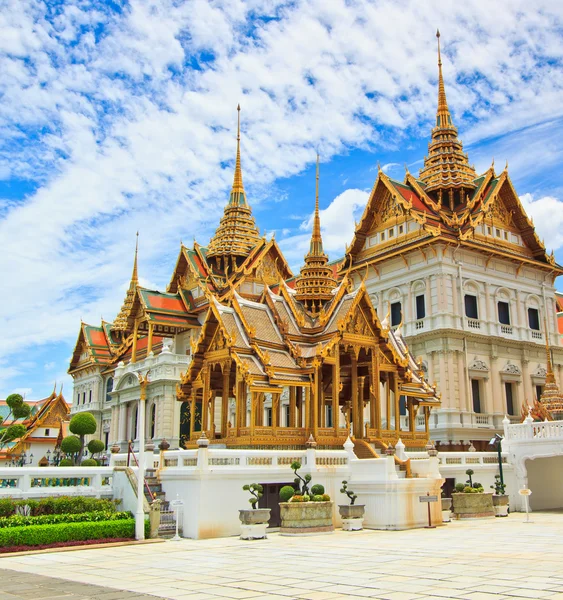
221;363;230;438
332;347;340;436
147;323;154;355
351;352;359;437
131;319;139;363
289;387;296;428
201;366;210;433
312;363;320;438
189;391;196;439
250;391;256;438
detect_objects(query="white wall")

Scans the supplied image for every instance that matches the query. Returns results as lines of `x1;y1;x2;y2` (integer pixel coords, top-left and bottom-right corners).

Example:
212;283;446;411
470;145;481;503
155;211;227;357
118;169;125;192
526;456;563;510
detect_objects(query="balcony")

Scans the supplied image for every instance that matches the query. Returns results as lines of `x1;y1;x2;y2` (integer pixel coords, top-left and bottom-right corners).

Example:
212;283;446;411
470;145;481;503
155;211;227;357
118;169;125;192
415;319;425;331
500;324;513;336
466;318;481;330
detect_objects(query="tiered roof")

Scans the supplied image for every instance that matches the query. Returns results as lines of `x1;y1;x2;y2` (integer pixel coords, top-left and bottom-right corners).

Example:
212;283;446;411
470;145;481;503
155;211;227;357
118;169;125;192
294;156;338;315
206;106;262;274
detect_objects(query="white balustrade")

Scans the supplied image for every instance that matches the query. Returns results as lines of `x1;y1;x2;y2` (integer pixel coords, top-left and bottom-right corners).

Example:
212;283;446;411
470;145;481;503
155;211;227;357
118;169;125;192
0;466;114;499
406;451;507;467
506;419;563;442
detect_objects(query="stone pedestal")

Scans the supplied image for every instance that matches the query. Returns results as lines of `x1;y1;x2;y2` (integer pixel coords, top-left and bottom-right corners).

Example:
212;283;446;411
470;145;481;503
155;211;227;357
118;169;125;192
280;501;334;535
341;518;364;531
452;493;494;519
240;523;268;540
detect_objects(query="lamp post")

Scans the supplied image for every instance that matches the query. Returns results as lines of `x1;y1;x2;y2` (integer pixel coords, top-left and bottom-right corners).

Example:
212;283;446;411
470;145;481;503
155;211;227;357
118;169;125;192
135;371;150;540
489;433;504;488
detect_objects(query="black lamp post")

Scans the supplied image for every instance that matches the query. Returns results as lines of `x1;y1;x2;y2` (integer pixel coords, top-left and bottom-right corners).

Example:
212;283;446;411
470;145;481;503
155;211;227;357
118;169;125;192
489;433;504;487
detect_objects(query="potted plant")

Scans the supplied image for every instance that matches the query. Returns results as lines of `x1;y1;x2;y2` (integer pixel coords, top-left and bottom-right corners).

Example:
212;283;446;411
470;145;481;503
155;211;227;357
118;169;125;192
451;470;494;519
490;475;509;517
441;490;452;523
239;483;270;540
279;462;333;535
338;480;365;531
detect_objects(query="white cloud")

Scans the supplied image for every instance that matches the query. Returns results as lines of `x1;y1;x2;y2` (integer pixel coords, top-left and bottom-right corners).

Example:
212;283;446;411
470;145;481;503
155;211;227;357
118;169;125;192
520;193;563;252
280;188;369;269
1;0;563;391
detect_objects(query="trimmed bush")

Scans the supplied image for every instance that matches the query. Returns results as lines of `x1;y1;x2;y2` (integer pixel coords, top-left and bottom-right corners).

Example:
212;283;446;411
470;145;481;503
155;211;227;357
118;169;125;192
87;439;105;455
0;511;131;528
310;484;325;496
0;496;118;517
69;413;97;436
279;485;295;502
81;459;98;466
0;519;137;548
61;436;81;455
59;458;74;467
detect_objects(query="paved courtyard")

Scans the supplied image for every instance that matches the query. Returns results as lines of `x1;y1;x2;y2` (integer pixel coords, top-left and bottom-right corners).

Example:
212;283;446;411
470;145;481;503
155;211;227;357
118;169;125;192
1;512;563;600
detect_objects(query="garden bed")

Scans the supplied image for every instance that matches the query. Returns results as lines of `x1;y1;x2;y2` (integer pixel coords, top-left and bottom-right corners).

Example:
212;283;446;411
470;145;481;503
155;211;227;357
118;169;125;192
0;537;133;554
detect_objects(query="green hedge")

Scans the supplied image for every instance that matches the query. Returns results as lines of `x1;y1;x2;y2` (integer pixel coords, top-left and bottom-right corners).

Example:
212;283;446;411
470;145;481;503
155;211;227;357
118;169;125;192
0;496;119;517
0;511;132;528
0;519;142;548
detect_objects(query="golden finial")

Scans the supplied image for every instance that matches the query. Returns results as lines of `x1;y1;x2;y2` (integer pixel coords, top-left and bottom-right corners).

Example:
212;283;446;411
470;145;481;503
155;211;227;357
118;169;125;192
377;161;381;172
231;104;244;195
436;29;449;119
131;232;139;285
505;159;509;171
404;162;410;175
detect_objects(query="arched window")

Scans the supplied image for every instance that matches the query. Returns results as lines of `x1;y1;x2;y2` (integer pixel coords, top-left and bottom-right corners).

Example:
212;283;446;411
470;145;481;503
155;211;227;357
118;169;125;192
106;377;114;402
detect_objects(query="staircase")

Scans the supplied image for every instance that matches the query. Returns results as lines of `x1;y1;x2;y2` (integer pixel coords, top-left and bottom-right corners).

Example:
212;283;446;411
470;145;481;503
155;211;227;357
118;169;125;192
144;468;178;538
352;438;411;478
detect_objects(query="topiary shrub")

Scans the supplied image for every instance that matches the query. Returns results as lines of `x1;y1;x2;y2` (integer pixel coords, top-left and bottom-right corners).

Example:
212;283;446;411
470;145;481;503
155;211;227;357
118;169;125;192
279;485;295;502
69;412;98;464
311;484;325;496
81;459;98;467
311;495;325;502
59;458;74;467
242;483;263;509
291;461;312;495
61;435;81;462
87;439;105;456
340;480;358;505
290;495;309;503
454;482;466;493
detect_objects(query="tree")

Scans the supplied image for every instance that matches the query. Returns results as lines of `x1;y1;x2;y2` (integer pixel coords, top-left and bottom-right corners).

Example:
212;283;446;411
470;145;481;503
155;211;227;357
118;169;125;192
87;439;105;464
0;394;32;449
69;412;97;464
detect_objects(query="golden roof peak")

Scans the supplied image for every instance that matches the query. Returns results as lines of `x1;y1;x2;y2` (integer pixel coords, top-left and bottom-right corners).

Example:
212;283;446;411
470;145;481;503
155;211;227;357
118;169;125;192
112;234;140;332
418;31;477;198
132;231;139;285
294;155;337;315
207;105;262;269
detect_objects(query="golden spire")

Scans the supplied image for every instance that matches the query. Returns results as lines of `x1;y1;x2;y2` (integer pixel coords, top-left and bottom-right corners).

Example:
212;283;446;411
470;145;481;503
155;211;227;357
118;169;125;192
309;154;323;257
112;234;140;332
295;155;337;316
436;30;450;127
131;231;139;285
538;314;563;418
207;105;262;274
231;104;245;198
419;31;477;199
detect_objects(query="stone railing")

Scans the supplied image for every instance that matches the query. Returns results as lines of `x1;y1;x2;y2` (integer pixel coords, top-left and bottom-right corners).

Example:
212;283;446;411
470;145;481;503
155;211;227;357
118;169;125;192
114;447;351;472
0;467;114;499
505;419;563;442
406;451;507;466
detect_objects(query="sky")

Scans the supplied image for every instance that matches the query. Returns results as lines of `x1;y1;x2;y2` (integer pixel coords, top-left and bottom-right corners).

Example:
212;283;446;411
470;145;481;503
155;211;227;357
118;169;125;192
1;0;563;400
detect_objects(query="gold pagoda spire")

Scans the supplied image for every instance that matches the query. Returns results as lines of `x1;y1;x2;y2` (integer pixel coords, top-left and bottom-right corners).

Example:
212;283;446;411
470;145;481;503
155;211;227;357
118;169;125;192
207;105;262;275
231;104;245;198
113;233;140;333
295;155;337;316
538;315;563;418
419;31;477;205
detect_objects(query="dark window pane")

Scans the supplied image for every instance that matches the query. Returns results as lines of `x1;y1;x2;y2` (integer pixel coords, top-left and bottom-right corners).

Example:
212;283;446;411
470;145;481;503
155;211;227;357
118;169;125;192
399;395;407;416
528;308;540;330
465;295;478;319
471;379;481;413
505;382;514;416
416;295;426;320
391;302;402;326
106;377;113;402
536;385;544;401
498;301;510;325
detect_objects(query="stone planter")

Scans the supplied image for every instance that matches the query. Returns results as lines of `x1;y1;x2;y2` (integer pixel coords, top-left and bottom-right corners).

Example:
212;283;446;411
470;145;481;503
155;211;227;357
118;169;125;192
441;497;452;523
452;492;494;519
492;494;509;517
239;508;270;540
280;501;334;535
338;504;365;531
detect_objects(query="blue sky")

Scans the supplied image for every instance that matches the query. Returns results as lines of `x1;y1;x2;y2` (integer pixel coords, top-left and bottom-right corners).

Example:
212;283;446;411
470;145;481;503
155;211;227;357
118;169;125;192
1;0;563;400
